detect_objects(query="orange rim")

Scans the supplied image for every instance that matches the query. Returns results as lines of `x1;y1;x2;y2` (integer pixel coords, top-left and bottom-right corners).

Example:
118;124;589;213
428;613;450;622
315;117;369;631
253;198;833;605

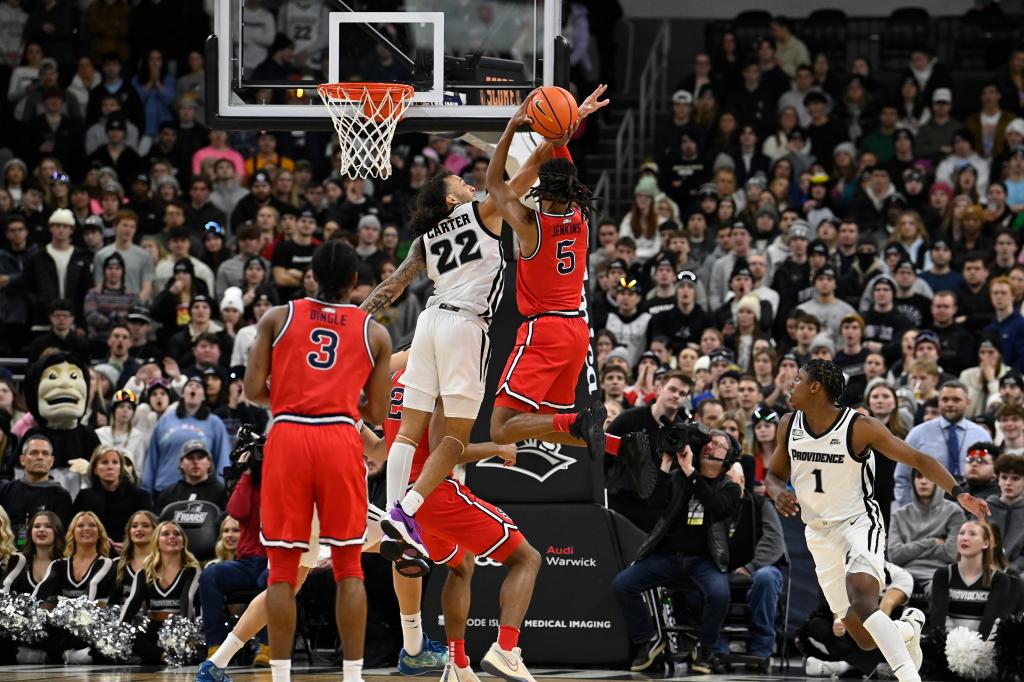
317;82;415;105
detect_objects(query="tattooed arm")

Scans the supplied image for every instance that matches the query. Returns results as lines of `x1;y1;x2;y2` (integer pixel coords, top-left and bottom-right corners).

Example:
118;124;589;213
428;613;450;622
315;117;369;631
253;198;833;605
361;236;426;314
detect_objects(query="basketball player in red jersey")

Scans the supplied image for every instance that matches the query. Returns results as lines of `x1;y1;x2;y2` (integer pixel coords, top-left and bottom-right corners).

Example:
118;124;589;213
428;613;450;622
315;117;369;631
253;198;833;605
243;241;392;682
484;94;616;460
369;352;542;682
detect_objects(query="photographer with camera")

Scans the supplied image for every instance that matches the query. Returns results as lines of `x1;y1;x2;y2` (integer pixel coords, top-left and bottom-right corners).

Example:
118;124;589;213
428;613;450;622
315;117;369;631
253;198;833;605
612;428;742;675
606;370;693;532
198;427;271;669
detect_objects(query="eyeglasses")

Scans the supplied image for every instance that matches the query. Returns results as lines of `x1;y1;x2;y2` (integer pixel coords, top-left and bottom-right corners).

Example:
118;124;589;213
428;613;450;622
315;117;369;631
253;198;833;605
752;407;778;423
966;451;993;462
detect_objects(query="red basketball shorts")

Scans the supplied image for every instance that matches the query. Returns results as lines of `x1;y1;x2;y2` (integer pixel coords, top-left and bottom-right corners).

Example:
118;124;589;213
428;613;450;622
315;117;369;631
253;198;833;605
417;478;524;566
495;314;589;413
260;421;367;550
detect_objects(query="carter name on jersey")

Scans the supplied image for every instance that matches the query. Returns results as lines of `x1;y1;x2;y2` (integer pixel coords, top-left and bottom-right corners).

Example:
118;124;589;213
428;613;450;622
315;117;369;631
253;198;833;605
791;450;846;464
427;212;472;238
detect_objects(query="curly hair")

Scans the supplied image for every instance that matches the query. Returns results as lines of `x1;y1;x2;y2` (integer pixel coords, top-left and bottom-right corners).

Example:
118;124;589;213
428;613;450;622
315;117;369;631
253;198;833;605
409;171;453;237
527;158;597;221
802;359;847;405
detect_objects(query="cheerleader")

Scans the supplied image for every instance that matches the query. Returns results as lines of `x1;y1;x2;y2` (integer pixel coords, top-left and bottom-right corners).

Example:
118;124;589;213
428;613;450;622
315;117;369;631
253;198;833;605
119;521;202;664
33;511;115;664
0;507;26;591
108;510;157;606
9;511;64;595
208;515;239;565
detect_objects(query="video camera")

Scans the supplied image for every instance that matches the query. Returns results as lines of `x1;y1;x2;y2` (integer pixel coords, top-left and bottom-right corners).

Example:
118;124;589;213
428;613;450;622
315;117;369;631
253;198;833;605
656;417;712;456
223;424;265;494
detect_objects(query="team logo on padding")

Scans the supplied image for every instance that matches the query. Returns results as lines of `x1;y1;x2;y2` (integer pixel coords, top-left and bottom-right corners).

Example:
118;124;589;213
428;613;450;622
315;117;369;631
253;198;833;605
475;439;575;482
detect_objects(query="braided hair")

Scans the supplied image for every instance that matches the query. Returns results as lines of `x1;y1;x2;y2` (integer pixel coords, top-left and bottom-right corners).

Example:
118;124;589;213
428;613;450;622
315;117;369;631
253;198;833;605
409;171;453;237
802;359;847;406
528;158;597;221
311;240;359;302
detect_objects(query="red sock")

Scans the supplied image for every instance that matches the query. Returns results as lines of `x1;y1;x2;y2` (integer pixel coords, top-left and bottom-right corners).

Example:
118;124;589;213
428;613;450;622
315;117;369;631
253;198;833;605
497;625;520;650
552;413;575;433
450;640;469;668
606;434;621;455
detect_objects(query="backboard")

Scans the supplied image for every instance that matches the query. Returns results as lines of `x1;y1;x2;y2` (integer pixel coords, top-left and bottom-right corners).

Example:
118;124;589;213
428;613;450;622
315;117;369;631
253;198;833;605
207;0;568;134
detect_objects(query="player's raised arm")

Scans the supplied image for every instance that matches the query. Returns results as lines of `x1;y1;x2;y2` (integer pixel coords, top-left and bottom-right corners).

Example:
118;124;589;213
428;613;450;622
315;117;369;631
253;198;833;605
242;305;287;406
360;320;394;425
765;412;800;517
485;101;538;241
360;236;425;315
853;414;992;519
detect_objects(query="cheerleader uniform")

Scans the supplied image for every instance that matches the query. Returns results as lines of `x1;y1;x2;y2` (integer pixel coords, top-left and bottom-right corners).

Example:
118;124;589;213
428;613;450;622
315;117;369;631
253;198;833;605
119;565;201;663
0;552;26;592
32;556;115;662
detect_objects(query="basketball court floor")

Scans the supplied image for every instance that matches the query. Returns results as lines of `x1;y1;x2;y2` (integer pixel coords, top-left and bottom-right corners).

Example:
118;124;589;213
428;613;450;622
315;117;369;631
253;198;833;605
0;664;817;682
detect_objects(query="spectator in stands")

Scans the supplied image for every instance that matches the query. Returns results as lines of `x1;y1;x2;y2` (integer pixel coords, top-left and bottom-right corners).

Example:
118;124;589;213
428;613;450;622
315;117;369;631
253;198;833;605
95;388;148;471
231;170;286;231
92;210;155;302
654;90;702;165
0;213;35;354
998;403;1024;454
605;278;650;366
193;129;245;180
155;438;228;510
862;275;914;360
662;133;708;209
930;519;1017;636
210;157;250;220
185;176;227;233
85;51;143;128
988;453;1024;572
936;130;990;195
769;15;809;79
718;463;785;668
88;113;143;181
143;375;230;496
963;441;1001;500
83;255;139;349
132;49;175;138
72;444;153;548
85;92;140;155
26;298;89;361
897;381;991;506
796;265;855;337
0;434;72;542
154;224;216;292
967;82;1016;160
646;271;711;354
728;59;773;134
986;276;1024;371
915;88;960;161
24;208;93;328
612;430;741;673
901;45;952;105
888;468;964;595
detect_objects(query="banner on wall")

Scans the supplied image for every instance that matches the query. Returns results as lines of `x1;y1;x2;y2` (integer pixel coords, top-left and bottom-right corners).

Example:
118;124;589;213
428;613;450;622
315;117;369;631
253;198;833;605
422;504;646;666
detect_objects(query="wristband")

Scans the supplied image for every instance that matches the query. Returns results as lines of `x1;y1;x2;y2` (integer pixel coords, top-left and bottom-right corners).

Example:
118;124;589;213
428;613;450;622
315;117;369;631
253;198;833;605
951;484;966;499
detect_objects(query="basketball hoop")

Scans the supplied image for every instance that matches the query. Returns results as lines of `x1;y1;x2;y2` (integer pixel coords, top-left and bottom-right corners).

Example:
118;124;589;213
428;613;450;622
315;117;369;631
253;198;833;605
317;83;415;179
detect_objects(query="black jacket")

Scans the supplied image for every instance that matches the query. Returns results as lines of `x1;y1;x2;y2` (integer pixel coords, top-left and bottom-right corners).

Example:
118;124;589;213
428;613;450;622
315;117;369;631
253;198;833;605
24;245;94;325
635;469;740;572
929;323;978;376
646;304;713;353
72;481;154;543
728;493;787;573
0;478;73;542
156;476;229;511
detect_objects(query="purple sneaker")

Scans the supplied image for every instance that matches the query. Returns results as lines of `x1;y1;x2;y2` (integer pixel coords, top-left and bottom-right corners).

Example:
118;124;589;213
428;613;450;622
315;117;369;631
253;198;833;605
381;506;430;559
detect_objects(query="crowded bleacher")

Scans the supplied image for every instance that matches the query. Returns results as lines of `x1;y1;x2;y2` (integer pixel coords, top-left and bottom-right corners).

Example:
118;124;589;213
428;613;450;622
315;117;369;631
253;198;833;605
3;0;1024;678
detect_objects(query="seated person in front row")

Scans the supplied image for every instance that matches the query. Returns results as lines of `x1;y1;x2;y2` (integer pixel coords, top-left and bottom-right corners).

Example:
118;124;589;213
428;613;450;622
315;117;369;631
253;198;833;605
987;453;1024;574
612;430;741;674
715;463;786;668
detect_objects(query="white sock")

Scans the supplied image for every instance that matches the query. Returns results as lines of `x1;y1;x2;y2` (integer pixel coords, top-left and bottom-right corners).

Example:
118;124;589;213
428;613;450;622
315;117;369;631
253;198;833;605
862;611;919;682
270;659;291;682
401;490;425;516
387;442;416;508
401;611;424;655
343;658;363;682
209;633;245;668
894;618;914;642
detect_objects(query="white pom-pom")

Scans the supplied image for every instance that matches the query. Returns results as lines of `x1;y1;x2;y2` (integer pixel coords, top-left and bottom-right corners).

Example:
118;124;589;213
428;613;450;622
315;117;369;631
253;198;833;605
945;626;997;680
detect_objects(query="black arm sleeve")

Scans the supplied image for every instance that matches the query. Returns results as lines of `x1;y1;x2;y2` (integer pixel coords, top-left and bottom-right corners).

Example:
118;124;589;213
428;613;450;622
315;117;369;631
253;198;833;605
929;566;950;629
118;568;148;622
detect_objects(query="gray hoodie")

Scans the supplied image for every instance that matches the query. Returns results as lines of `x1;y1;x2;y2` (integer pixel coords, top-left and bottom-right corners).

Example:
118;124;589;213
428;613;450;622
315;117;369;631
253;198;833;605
987;493;1024;573
888;484;964;590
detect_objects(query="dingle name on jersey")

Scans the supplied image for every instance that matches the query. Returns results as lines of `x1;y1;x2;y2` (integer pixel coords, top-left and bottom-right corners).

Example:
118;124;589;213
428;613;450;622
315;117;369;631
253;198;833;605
427;212;472;238
551;222;581;237
791;450;845;464
308;308;348;325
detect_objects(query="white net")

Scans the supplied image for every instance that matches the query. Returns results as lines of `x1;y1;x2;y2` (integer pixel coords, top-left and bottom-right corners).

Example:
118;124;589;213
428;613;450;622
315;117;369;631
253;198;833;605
317;83;415;180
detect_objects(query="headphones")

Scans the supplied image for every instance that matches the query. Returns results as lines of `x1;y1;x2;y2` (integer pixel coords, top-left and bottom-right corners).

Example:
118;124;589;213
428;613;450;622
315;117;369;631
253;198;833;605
701;432;742;472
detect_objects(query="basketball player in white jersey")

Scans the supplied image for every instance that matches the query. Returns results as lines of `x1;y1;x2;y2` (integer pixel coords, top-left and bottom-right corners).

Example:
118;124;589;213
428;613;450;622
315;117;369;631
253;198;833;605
277;0;329;71
765;360;990;682
360;86;609;559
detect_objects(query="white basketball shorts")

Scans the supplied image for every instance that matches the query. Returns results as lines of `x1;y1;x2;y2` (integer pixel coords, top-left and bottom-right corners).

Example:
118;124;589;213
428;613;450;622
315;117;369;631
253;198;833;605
804;511;886;616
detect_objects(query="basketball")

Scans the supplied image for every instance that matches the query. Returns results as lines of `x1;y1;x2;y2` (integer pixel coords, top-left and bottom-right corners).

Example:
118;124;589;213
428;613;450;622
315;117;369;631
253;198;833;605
526;86;579;140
